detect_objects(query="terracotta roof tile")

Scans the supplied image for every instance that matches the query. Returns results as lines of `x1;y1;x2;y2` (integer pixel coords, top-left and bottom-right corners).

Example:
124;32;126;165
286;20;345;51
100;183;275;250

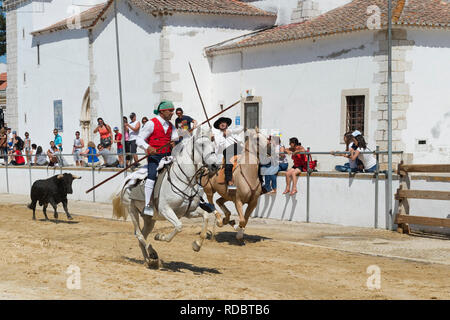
31;0;274;36
128;0;275;17
31;2;112;36
206;0;450;55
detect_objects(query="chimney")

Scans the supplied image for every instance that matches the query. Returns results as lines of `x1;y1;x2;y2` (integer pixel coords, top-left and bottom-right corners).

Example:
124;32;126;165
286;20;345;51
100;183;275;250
291;0;320;24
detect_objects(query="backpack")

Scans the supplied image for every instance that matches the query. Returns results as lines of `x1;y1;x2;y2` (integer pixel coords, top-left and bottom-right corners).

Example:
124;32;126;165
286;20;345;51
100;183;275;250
307;154;318;172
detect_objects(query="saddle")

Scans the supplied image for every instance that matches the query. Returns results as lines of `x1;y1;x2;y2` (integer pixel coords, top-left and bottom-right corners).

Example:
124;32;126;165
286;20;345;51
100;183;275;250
128;164;170;214
216;155;239;184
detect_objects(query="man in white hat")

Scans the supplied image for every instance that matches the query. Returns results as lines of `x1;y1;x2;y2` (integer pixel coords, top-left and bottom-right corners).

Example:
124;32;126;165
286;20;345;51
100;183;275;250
136;100;179;216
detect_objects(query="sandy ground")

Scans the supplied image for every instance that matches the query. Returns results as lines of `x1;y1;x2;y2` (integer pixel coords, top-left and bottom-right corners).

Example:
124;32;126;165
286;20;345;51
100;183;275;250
0;194;449;300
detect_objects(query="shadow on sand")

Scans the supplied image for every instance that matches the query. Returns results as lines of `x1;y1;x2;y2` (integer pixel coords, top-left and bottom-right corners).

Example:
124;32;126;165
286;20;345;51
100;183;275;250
37;218;79;225
123;256;221;274
212;231;271;246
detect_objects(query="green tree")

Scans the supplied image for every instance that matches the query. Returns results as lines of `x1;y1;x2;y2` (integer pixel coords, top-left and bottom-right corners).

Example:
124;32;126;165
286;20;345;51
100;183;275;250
0;2;5;57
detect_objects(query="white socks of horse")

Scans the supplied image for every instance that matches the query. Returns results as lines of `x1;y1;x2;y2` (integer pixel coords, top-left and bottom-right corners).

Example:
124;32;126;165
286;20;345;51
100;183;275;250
145;179;155;207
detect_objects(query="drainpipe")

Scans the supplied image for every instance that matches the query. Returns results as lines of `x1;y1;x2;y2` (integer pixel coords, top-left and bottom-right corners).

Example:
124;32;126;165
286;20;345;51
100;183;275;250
387;0;393;230
114;0;127;177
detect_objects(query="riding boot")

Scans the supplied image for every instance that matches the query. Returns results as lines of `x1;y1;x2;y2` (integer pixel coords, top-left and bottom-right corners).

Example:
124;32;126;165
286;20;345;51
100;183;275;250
225;164;236;190
144;179;155;216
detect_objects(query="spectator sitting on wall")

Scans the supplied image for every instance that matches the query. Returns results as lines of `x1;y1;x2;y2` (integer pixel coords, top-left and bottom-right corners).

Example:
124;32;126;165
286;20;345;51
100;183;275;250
281;137;306;195
97;144;119;167
349;134;377;173
10;144;25;166
35;146;48;166
47;141;59;167
80;141;100;167
333;131;364;173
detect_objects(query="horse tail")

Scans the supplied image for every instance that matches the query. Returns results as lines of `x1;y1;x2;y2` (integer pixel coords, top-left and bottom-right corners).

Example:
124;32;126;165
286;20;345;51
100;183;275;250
112;185;129;221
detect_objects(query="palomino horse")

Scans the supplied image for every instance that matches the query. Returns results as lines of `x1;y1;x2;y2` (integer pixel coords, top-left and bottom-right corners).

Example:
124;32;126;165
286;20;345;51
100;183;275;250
112;128;219;268
202;129;268;241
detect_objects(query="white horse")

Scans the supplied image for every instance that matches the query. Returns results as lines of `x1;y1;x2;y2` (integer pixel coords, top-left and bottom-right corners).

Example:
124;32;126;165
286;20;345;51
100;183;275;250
112;128;219;269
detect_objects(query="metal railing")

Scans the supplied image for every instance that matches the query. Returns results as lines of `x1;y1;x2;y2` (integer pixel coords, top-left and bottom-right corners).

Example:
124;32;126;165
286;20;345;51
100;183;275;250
1;148;404;229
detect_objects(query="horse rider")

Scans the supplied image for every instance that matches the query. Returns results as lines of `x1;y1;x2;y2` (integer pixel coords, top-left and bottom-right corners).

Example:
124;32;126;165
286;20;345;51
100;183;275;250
212;117;244;190
136;100;179;216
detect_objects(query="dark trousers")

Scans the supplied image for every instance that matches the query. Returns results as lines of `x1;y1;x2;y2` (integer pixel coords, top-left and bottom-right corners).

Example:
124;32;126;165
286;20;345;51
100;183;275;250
223;143;242;183
147;153;170;181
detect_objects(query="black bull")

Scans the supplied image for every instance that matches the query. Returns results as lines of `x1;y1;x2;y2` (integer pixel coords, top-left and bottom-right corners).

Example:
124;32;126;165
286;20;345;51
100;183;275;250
28;173;81;221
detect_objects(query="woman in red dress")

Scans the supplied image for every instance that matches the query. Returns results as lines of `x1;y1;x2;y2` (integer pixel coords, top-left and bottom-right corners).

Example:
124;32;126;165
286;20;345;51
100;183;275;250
281;137;306;195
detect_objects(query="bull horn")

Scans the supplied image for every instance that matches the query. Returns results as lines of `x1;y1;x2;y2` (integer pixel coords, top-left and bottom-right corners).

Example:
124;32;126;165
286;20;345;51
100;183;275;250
72;175;81;179
57;174;64;179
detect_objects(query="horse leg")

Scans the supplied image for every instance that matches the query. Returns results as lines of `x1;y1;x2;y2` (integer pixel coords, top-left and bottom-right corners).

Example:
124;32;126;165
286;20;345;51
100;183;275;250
234;199;246;241
216;197;234;227
141;215;159;269
204;186;223;228
128;200;151;266
187;208;210;252
236;198;258;241
154;207;182;242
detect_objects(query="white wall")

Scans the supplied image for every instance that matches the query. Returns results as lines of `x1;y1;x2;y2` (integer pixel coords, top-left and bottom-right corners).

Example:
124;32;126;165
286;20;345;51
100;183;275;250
210;31;379;170
91;1;275;137
19;28;90;155
404;29;450;164
1;167;449;234
14;0;107;155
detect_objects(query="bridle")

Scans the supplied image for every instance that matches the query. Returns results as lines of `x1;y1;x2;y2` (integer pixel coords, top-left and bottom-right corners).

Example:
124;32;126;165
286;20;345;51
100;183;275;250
166;134;216;213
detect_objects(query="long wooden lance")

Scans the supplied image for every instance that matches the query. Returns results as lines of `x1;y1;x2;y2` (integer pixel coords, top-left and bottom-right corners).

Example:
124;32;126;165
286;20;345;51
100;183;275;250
85;99;241;194
189;62;211;128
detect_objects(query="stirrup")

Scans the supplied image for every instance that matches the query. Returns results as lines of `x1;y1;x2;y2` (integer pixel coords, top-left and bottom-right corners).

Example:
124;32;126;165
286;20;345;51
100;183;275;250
143;205;154;217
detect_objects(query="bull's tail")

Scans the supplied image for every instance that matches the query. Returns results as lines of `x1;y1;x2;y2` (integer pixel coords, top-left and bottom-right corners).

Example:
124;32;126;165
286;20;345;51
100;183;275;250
112;185;129;221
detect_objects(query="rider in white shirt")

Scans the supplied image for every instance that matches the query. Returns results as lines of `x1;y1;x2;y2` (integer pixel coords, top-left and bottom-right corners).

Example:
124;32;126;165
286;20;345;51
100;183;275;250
135;101;179;216
212;117;244;190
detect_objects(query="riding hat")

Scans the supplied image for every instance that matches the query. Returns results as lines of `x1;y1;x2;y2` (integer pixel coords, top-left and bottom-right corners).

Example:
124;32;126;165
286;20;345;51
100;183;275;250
213;117;232;129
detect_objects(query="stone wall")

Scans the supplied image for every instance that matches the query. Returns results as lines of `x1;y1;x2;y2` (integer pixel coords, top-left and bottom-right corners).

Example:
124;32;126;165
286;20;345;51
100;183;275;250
5;10;18;130
374;29;414;168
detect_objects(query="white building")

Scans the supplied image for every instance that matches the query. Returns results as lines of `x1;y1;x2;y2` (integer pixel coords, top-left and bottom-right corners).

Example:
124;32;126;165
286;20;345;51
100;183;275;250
4;0;450;168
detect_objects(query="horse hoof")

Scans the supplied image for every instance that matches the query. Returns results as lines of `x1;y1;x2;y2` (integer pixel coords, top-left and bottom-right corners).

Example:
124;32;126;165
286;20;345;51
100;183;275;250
67;215;73;220
192;240;201;252
154;234;164;241
228;220;235;227
145;259;160;269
